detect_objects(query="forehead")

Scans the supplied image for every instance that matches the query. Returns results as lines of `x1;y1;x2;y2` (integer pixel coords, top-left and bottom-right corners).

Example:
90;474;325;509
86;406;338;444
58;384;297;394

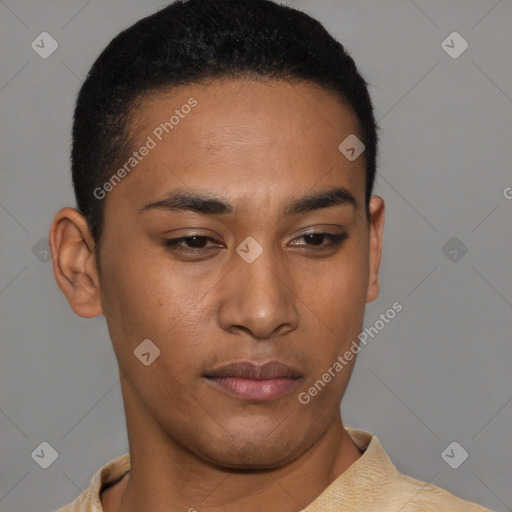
110;78;366;211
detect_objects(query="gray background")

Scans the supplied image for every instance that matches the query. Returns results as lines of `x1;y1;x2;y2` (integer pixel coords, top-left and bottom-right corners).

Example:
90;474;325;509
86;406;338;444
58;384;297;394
1;0;511;511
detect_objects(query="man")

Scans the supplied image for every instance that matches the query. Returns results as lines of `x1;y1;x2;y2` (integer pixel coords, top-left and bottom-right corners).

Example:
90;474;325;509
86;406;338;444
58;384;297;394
50;0;492;510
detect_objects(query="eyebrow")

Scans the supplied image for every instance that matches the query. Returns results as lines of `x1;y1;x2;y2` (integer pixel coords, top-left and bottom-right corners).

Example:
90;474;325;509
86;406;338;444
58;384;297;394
137;186;358;217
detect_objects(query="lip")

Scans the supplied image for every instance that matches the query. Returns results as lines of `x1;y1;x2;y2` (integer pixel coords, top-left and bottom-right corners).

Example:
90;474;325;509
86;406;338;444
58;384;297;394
204;360;302;401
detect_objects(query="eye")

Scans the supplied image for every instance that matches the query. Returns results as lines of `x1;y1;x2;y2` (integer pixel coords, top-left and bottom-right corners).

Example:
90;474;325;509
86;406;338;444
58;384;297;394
163;231;348;258
289;232;348;251
163;235;222;255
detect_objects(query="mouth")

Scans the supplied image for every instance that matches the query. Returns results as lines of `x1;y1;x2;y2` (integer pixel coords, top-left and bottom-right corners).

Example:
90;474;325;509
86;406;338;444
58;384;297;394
204;360;302;401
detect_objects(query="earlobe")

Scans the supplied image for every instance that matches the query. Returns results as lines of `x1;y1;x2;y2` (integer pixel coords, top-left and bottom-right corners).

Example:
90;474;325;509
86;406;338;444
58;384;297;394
49;207;103;318
366;196;385;304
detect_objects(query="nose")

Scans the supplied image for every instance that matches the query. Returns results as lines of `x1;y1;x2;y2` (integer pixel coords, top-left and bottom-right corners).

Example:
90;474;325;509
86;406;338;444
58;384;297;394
217;243;299;340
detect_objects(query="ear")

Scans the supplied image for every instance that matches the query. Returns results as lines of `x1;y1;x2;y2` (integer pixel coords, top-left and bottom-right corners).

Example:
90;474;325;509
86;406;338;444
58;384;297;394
49;207;103;318
366;196;385;303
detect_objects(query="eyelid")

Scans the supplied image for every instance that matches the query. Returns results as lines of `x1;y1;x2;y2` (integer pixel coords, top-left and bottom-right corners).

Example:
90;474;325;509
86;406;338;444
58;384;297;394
288;232;347;248
163;230;348;256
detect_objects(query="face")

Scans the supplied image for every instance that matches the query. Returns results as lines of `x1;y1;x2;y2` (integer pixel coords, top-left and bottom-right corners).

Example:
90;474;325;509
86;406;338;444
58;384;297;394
51;77;384;469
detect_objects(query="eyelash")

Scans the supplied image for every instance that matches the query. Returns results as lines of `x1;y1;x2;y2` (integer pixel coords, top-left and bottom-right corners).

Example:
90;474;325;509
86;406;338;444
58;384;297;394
163;232;348;255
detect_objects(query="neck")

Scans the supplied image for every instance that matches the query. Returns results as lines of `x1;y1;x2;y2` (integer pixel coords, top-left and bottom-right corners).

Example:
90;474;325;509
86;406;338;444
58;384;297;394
104;380;363;512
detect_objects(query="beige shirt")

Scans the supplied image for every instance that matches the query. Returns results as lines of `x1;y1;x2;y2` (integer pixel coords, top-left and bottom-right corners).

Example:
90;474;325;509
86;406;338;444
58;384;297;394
56;427;492;512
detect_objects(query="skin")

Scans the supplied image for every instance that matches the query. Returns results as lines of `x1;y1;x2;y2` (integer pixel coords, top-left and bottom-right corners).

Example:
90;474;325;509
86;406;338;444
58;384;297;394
49;77;385;512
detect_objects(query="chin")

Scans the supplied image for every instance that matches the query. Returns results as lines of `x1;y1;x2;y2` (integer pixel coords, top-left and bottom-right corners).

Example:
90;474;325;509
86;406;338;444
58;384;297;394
214;451;293;470
196;436;301;470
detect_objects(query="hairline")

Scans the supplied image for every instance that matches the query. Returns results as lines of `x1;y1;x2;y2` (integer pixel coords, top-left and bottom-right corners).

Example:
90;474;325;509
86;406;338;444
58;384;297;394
92;74;371;271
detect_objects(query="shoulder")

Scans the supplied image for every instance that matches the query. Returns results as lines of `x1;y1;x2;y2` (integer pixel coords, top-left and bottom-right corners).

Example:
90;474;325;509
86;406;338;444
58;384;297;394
54;453;130;512
386;471;493;511
342;428;492;512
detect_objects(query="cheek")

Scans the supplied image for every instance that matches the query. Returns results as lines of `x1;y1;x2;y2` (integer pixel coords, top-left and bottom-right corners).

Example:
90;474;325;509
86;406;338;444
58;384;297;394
102;242;189;317
99;243;208;365
294;256;367;408
293;238;369;336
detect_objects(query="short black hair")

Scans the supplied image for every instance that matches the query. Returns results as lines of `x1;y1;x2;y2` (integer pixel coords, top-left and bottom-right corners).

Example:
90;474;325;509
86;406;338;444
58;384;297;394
71;0;379;251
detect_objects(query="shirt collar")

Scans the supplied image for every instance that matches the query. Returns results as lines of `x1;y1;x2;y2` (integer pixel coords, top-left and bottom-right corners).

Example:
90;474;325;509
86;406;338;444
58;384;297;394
300;427;399;511
82;428;396;511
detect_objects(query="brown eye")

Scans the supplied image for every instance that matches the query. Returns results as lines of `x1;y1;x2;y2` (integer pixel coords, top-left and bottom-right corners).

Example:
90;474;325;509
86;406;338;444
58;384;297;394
289;232;347;250
164;235;221;254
